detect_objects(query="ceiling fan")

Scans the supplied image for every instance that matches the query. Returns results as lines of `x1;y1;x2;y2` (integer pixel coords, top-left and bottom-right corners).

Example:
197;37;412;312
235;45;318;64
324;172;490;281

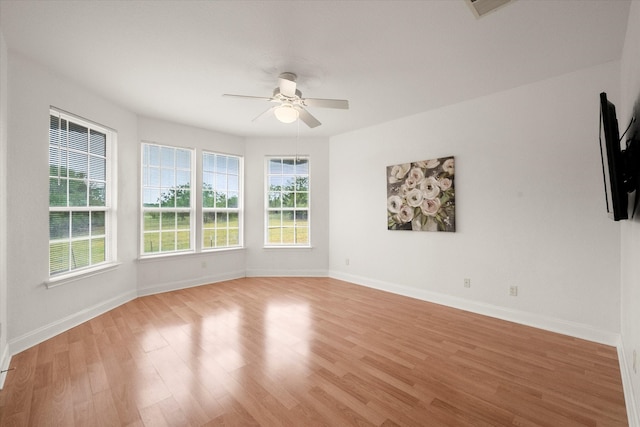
223;72;349;128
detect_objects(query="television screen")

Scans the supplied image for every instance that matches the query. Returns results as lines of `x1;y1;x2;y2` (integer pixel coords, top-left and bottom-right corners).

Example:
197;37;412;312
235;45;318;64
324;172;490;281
599;92;628;220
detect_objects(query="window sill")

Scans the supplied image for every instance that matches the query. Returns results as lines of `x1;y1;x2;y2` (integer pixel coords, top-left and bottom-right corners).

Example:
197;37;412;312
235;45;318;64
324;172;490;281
45;262;122;289
137;247;245;263
262;245;314;250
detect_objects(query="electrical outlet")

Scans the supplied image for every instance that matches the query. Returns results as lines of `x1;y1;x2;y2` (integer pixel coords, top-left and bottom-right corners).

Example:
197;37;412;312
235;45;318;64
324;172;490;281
509;286;518;296
345;258;350;266
634;350;637;374
464;278;471;288
201;261;207;269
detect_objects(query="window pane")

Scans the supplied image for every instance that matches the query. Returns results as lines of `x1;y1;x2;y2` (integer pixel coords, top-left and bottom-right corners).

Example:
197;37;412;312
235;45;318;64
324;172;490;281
149;167;160;186
49;178;68;207
72;212;90;237
144;212;160;231
161;147;174;167
216;212;228;227
49;212;69;239
282;159;294;174
268;192;281;208
269;211;282;227
68;151;88;178
89;182;106;206
71;240;90;269
91;238;106;264
296;176;309;191
92;211;106;235
69;179;88;206
50;242;69;274
161;168;175;187
176;149;190;169
68;122;88;152
90;130;106;156
203;212;215;227
177;231;190;250
295;159;309;175
268;175;283;190
203;189;215;208
177;212;190;230
268;158;282;174
215;173;227;192
228;192;238;209
228;175;239;192
175;188;190;208
143;188;160;208
215;192;226;208
216;229;228;246
229;228;239;245
215;155;227;172
229;212;239;227
228;157;239;175
282;192;295;208
161;212;176;230
203;229;215;248
159;188;175;208
148;145;160;166
144;232;160;253
295;192;308;208
176;170;190;186
161;231;176;252
89;157;106;180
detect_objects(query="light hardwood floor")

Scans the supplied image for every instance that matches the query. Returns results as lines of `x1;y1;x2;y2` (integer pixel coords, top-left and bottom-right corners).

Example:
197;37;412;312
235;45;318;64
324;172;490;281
0;277;628;426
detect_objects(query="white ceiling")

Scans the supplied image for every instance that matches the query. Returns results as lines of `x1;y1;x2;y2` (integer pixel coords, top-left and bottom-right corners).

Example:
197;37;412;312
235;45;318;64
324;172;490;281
0;0;632;138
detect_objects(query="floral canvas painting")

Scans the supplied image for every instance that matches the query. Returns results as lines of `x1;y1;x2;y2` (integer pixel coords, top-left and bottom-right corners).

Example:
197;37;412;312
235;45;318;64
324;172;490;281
387;156;455;232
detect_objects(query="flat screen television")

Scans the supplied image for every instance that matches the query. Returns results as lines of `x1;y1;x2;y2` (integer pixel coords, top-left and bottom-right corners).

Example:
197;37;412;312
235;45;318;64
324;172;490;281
599;92;640;221
599;92;627;220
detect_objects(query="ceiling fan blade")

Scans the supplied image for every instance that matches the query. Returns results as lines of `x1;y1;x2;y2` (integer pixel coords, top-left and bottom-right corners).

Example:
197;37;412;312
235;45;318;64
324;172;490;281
278;72;297;97
303;98;349;109
296;107;321;128
252;105;278;122
223;94;274;101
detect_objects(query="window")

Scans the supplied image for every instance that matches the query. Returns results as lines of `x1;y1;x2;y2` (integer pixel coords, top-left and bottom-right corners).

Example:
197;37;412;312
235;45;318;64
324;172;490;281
202;152;242;249
265;156;310;246
141;143;194;255
49;110;114;276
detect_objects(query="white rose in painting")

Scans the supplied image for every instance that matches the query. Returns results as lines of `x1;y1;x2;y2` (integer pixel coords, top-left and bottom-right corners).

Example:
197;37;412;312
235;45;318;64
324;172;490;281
438;177;452;191
397;205;414;223
406;188;424;207
389;163;411;183
443;158;454;175
408;167;425;182
421;197;441;216
420;176;440;199
387;195;403;213
426;159;440;169
405;176;419;189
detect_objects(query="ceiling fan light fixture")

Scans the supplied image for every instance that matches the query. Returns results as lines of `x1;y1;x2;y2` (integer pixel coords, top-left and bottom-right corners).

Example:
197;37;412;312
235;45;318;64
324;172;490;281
274;104;299;124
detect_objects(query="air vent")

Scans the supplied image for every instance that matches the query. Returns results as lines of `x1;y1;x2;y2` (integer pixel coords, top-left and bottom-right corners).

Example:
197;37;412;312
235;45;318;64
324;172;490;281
466;0;515;18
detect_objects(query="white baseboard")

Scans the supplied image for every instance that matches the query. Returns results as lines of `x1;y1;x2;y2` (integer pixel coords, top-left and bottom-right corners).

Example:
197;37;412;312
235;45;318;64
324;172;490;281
329;270;621;346
0;344;11;389
7;289;137;357
245;268;329;277
618;342;640;427
136;270;246;297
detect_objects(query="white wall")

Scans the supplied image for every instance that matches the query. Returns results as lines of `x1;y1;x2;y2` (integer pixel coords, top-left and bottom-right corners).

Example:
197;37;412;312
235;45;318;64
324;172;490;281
329;61;622;344
6;53;139;354
0;28;9;384
244;137;330;277
620;1;640;424
136;117;246;295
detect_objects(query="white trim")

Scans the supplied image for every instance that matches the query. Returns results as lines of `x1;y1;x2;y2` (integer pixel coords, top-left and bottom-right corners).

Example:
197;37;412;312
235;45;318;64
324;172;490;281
0;344;11;390
245;268;328;277
7;289;137;356
136;270;245;296
329;270;621;346
45;261;122;288
619;341;640;427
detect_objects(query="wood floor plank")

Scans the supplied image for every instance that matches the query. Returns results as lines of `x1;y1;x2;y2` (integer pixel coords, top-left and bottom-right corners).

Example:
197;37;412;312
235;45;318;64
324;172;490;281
0;277;629;426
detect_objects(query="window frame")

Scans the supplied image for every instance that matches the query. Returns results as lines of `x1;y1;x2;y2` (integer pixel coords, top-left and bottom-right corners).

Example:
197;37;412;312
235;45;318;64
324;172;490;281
48;109;117;281
202;150;243;251
264;156;311;248
140;142;195;257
